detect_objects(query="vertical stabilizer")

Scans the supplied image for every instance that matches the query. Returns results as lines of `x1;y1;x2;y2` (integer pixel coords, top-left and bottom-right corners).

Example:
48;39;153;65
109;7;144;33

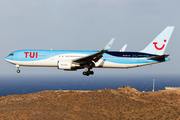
140;26;174;55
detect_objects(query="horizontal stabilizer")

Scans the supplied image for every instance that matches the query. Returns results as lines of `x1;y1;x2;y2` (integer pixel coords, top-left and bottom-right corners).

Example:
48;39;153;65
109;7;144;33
147;54;169;60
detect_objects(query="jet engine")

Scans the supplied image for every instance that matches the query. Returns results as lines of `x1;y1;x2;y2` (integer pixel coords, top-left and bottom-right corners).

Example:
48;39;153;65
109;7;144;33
57;60;77;70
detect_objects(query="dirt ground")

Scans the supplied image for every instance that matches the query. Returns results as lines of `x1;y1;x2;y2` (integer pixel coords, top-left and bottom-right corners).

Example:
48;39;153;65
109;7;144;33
1;86;180;120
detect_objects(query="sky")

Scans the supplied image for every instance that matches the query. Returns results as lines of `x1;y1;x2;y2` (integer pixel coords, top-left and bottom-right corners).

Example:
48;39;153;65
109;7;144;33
0;0;180;77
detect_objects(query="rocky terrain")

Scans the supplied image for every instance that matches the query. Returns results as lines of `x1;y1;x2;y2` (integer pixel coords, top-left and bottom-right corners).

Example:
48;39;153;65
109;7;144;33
1;86;180;120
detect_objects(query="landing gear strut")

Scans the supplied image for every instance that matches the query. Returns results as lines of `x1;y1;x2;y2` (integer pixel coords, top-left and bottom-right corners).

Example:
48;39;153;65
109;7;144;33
82;68;94;76
16;65;20;73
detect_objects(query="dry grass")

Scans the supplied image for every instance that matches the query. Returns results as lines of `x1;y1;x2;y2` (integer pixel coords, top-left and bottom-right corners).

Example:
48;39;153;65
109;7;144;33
1;86;180;120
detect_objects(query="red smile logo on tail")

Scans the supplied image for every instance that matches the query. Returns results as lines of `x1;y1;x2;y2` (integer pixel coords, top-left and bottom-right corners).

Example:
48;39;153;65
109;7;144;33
153;39;166;50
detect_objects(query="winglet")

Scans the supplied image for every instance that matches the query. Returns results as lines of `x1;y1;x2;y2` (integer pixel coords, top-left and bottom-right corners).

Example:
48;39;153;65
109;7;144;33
73;38;115;64
120;44;127;52
103;38;115;51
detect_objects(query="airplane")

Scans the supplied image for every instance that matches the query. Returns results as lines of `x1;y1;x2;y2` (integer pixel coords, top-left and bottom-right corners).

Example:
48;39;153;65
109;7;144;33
5;26;174;76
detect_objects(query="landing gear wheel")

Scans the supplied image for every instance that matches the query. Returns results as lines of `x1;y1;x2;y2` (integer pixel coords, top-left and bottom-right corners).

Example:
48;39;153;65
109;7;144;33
82;71;94;76
17;70;20;73
83;71;87;75
90;71;94;75
83;71;89;76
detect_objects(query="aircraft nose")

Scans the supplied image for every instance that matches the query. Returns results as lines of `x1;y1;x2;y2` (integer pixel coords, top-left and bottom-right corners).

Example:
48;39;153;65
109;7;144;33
5;55;10;61
5;54;13;61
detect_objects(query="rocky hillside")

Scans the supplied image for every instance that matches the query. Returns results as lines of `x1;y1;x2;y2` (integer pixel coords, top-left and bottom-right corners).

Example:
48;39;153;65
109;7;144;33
1;86;180;119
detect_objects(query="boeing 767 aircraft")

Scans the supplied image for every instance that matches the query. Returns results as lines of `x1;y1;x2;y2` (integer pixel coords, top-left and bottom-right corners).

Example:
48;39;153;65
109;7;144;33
5;26;174;76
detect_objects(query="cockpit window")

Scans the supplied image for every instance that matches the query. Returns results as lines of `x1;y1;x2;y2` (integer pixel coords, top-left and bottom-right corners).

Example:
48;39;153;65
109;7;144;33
9;53;14;56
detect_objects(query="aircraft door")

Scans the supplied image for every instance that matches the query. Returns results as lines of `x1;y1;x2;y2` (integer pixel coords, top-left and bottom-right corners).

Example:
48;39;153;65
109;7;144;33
19;53;24;59
51;53;55;60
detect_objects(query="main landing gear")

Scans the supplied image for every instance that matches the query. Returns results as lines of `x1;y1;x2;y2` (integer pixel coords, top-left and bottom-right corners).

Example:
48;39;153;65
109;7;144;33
82;68;94;76
16;65;20;73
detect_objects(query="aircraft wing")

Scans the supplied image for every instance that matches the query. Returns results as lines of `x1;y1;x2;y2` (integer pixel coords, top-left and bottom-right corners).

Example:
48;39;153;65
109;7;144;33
147;54;169;60
73;38;115;64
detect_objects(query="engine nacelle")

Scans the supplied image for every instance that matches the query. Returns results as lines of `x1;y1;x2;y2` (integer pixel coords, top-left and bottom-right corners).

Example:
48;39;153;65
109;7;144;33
57;60;77;70
58;60;72;70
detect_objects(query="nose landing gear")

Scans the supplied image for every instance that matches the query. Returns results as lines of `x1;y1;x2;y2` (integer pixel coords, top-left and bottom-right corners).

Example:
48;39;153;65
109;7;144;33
17;70;20;73
16;65;20;73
